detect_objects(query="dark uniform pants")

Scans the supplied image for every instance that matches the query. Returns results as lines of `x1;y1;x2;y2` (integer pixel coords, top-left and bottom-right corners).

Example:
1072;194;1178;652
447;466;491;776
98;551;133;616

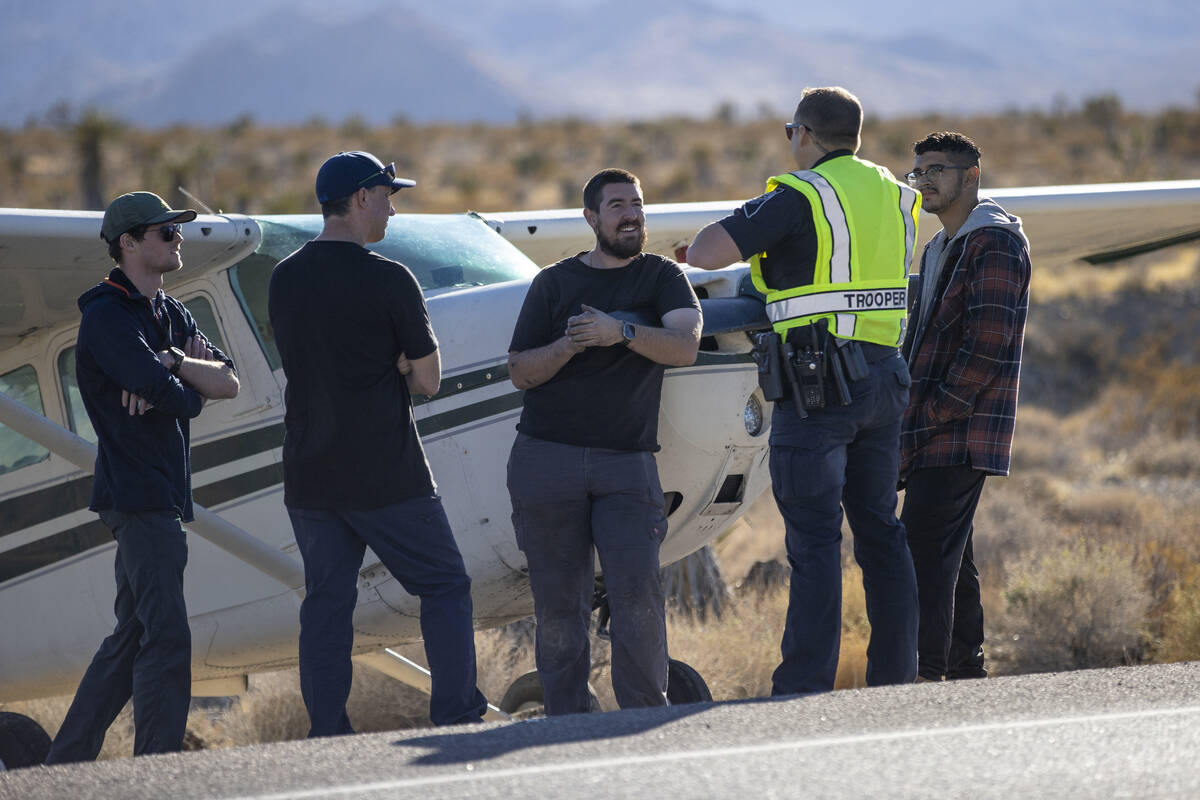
902;465;988;680
770;354;919;695
46;510;191;763
507;434;669;715
287;495;487;734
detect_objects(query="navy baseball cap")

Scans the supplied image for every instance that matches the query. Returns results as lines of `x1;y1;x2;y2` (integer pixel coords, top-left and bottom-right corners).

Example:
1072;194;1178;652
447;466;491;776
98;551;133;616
314;151;416;204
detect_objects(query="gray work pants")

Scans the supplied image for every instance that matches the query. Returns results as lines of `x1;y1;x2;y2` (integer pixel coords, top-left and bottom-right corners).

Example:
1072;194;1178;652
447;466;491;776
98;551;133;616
507;433;669;715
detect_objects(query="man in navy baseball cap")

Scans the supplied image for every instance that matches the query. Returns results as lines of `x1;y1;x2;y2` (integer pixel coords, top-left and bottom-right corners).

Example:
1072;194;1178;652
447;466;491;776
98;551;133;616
315;151;416;204
269;148;489;735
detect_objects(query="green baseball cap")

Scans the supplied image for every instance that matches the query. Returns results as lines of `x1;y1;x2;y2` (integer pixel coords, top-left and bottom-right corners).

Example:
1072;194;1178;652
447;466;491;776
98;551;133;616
100;191;197;243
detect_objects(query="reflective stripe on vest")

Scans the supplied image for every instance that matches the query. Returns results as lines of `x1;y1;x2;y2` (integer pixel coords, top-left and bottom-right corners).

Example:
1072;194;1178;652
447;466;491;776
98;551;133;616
750;156;921;346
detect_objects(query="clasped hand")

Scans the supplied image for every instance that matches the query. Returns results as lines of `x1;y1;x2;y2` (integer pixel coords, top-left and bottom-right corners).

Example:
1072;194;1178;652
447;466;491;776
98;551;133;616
566;304;622;351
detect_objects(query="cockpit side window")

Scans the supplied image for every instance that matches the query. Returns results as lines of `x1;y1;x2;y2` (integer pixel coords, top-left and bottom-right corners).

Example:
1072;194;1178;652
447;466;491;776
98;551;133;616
229;253;282;371
180;295;229;357
57;347;97;446
0;364;51;475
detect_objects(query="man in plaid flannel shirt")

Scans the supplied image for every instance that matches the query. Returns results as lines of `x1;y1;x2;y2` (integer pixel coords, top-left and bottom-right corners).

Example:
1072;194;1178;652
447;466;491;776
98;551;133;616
900;132;1031;682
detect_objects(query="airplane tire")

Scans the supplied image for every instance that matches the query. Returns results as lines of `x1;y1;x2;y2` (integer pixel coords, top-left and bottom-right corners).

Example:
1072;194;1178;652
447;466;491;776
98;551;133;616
0;711;51;771
499;670;601;716
667;658;713;705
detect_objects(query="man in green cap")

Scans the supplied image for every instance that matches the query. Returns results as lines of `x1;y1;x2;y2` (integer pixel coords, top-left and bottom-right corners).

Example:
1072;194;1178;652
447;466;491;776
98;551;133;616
45;191;240;763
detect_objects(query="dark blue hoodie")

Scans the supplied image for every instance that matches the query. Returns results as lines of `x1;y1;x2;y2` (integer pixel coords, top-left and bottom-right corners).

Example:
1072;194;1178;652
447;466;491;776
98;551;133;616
76;268;234;522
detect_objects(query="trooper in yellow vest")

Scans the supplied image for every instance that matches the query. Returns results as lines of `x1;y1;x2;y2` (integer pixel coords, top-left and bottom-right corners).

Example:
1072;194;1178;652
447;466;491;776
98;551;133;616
687;86;920;694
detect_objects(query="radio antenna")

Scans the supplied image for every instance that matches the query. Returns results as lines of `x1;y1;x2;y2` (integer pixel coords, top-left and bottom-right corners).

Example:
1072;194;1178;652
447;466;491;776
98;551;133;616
178;186;217;214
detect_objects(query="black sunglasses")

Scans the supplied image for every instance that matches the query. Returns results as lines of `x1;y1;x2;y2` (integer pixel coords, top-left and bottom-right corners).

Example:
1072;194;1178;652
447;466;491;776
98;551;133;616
785;122;807;141
155;224;183;242
357;162;397;187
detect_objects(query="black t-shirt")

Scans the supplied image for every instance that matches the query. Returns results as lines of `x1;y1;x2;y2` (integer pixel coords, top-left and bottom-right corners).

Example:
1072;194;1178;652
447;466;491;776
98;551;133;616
268;240;437;510
509;253;699;451
718;151;854;290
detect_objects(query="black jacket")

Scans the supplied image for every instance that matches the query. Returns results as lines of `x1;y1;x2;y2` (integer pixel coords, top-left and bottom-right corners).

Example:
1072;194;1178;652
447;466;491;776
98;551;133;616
76;268;233;521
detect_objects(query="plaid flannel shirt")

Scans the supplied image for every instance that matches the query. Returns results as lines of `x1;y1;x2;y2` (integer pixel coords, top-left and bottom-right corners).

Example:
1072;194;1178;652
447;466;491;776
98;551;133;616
900;225;1031;479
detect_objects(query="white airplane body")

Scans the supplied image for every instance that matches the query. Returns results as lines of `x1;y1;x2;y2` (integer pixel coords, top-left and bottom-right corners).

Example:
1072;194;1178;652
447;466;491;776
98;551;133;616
1;179;1199;713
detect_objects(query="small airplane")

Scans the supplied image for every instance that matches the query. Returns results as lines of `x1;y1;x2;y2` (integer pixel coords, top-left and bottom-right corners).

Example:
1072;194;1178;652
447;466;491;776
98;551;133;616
1;178;1198;766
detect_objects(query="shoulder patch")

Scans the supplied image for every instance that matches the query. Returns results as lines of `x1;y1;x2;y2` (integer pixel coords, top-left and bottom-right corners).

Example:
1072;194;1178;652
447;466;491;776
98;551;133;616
743;187;788;219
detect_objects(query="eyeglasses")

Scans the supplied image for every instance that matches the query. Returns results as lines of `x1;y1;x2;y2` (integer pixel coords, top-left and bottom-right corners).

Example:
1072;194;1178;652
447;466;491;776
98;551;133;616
357;162;397;187
155;224;182;242
904;164;973;186
785;122;808;141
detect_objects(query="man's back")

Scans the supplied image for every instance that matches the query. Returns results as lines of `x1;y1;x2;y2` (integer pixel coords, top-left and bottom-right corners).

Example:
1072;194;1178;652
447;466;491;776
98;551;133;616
269;240;436;510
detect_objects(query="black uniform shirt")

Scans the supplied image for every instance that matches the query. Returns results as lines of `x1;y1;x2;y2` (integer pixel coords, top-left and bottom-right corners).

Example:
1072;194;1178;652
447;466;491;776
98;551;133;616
718;150;854;291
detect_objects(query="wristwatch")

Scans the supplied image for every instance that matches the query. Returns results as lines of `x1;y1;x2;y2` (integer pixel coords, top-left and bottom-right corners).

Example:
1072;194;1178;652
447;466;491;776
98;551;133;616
168;346;185;375
621;322;636;347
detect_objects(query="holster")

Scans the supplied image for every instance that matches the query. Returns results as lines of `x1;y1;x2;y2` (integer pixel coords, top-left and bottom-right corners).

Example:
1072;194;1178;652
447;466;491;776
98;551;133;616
751;331;786;402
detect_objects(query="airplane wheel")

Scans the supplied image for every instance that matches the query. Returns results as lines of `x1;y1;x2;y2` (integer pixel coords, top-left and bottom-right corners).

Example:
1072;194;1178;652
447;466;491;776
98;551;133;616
667;658;712;705
0;711;51;771
499;670;601;717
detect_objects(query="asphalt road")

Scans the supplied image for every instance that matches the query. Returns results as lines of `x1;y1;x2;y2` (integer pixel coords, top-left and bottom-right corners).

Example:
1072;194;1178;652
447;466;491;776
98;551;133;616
4;661;1199;799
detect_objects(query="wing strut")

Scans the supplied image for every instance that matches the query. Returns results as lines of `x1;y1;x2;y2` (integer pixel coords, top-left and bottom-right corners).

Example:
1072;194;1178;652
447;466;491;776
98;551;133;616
0;391;305;589
355;649;510;721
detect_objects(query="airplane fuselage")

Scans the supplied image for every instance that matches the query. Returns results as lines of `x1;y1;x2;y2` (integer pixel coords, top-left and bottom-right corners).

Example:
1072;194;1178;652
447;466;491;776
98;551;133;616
0;211;771;701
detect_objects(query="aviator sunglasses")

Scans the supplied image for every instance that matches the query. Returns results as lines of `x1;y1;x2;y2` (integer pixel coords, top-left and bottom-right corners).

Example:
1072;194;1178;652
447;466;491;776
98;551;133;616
785;122;808;140
154;223;183;242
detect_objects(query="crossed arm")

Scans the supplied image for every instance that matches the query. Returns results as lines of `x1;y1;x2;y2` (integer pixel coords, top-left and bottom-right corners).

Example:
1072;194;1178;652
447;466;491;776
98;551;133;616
395;349;441;398
123;335;239;415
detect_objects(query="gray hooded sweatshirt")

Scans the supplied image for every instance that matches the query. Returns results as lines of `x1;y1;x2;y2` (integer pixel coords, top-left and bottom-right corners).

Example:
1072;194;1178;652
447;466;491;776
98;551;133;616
911;197;1029;357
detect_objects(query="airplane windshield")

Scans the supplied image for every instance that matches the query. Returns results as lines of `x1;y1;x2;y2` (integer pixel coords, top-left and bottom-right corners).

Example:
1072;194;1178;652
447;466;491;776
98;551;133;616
252;213;539;291
228;213;540;372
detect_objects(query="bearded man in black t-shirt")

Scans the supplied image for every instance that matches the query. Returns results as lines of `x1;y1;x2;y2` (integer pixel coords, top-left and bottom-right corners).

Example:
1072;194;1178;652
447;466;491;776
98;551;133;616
507;168;702;715
269;151;486;734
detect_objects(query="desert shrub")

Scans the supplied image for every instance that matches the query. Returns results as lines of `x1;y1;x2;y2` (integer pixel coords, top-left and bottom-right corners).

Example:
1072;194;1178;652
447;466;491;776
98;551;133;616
1157;574;1200;663
992;541;1152;674
1127;437;1200;479
970;472;1062;571
1053;485;1153;531
1008;406;1078;473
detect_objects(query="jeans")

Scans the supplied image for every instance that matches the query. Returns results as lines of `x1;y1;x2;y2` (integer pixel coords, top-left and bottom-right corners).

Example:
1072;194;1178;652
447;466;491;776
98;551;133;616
507;434;669;715
287;495;487;734
902;465;988;680
769;355;919;695
46;510;191;763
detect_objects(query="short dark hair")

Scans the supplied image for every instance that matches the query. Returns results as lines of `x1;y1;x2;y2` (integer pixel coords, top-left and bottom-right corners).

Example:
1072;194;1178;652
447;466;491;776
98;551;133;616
321;194;353;219
582;168;641;212
106;224;147;264
913;131;982;165
795;87;862;151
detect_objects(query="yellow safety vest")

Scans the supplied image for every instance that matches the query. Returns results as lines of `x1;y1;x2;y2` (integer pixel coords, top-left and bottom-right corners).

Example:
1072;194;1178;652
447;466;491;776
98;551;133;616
750;155;920;346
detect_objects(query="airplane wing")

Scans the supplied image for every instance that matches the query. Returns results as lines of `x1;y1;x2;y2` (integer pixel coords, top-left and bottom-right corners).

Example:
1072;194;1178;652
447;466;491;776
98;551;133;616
482;180;1200;269
0;209;260;349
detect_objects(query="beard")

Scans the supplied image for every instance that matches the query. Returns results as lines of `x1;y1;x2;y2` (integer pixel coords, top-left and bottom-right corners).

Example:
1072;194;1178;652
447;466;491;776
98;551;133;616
919;176;964;215
596;223;646;259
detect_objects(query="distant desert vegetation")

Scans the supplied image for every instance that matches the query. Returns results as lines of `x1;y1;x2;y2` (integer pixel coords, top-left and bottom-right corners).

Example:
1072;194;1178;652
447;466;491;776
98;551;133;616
2;104;1199;758
1;95;1197;214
